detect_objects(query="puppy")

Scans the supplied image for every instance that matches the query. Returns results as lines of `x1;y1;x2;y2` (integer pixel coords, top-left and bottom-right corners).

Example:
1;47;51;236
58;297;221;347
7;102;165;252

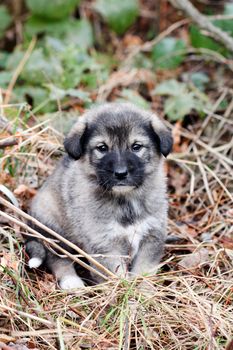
26;103;173;289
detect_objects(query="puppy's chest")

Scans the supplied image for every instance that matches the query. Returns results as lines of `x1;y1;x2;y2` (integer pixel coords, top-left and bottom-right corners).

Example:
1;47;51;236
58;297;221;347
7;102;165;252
109;216;157;257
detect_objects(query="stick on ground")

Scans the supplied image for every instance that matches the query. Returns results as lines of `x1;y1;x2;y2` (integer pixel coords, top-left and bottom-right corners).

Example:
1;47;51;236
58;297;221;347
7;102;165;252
169;0;233;53
0;196;116;280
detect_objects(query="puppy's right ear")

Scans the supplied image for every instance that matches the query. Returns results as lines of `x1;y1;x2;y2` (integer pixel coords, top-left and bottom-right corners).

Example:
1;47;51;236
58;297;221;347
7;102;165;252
64;117;87;160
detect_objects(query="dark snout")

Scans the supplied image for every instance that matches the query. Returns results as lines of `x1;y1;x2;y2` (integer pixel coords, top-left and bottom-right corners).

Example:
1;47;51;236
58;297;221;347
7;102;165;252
96;151;145;190
114;163;128;180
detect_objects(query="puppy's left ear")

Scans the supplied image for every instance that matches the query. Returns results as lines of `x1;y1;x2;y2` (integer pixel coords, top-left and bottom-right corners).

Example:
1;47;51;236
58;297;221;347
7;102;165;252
64;116;87;160
150;115;173;157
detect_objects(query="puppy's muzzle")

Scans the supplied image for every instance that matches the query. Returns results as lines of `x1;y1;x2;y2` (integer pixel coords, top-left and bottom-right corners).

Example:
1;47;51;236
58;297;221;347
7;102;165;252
96;151;144;190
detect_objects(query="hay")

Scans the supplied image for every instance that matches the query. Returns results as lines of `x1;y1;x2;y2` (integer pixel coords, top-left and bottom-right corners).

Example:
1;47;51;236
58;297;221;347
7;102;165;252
0;91;233;349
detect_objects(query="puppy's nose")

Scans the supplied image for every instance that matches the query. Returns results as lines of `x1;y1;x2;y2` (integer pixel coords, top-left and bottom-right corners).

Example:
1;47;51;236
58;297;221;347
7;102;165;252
114;167;128;180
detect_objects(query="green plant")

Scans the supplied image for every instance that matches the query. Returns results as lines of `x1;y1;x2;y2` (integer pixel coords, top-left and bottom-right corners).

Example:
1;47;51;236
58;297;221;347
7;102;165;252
0;5;12;39
153;79;209;121
151;37;187;69
0;42;109;113
189;3;233;56
95;0;139;35
25;0;81;20
189;25;227;55
117;89;149;109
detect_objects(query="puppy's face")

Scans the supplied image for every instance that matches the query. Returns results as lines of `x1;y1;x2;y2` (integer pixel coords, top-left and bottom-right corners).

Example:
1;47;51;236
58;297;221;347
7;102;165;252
64;103;173;194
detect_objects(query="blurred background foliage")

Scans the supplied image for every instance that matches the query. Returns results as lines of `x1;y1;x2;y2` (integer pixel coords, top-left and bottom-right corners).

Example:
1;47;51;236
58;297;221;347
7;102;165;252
0;0;232;120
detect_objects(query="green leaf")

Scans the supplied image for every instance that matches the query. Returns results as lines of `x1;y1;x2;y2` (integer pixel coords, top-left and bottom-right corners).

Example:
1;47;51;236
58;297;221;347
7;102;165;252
0;51;10;69
213;18;233;37
20;49;63;85
132;53;153;69
58;49;92;88
154;79;208;121
21;86;49;106
224;3;233;15
39;111;81;134
118;89;150;109
24;16;71;37
58;47;108;89
95;0;139;35
0;5;12;39
12;86;56;113
44;37;67;53
30;87;50;107
92;52;118;71
6;50;25;71
212;2;233;37
190;4;233;54
62;19;93;49
189;25;227;54
151;37;186;69
48;85;91;102
164;94;196;121
190;72;209;91
25;0;80;20
0;71;12;88
25;17;93;50
217;99;229;111
153;79;186;96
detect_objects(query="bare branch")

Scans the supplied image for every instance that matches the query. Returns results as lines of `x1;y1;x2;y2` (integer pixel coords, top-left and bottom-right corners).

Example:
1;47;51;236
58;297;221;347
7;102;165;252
169;0;233;53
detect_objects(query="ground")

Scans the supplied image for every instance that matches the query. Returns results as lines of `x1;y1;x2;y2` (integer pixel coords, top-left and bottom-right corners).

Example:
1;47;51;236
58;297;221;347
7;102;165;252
0;1;233;349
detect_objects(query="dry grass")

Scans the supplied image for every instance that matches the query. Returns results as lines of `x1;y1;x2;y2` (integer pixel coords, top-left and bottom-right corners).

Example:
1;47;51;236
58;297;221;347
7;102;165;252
0;89;233;349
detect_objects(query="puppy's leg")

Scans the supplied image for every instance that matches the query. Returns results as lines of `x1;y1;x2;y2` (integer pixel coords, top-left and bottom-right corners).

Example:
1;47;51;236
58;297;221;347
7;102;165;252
47;253;85;290
90;249;130;283
26;239;46;268
130;234;165;277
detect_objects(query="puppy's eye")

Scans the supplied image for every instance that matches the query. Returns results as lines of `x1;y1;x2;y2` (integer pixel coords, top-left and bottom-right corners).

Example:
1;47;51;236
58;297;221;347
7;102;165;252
131;143;143;152
96;144;109;153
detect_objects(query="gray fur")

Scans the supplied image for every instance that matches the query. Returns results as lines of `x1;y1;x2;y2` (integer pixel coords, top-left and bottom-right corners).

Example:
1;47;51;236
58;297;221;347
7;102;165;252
26;103;172;289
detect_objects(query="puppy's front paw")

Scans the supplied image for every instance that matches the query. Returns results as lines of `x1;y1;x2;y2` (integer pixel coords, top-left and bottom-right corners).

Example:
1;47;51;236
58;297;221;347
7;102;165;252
59;275;85;290
130;265;159;278
28;257;43;269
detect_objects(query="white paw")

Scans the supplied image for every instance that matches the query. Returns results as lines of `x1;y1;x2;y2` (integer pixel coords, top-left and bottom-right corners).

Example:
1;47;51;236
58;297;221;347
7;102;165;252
59;275;85;290
28;257;43;269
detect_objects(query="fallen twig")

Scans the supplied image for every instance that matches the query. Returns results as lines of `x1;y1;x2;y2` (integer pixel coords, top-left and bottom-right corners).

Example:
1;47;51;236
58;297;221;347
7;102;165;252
0;137;18;148
0;196;116;280
4;38;36;105
169;0;233;53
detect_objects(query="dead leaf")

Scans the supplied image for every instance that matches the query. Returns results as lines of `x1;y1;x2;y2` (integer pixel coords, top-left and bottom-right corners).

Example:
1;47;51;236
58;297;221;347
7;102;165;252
0;253;19;272
219;236;233;250
225;249;233;261
172;120;182;152
226;209;233;218
169;170;189;196
98;68;155;99
173;223;199;239
123;34;142;48
0;173;16;189
226;339;233;350
179;248;209;269
0;335;15;344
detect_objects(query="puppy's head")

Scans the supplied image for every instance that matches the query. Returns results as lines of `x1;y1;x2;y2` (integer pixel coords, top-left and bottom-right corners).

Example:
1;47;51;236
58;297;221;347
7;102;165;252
64;103;173;194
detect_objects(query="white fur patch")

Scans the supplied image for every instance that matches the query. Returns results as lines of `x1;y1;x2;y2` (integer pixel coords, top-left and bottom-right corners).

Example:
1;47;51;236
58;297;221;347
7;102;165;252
59;275;85;290
28;257;43;269
110;216;159;258
112;185;135;194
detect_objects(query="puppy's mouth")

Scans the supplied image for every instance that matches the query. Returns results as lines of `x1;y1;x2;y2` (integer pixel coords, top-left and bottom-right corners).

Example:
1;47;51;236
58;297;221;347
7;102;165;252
112;185;135;194
114;181;131;186
96;175;143;193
